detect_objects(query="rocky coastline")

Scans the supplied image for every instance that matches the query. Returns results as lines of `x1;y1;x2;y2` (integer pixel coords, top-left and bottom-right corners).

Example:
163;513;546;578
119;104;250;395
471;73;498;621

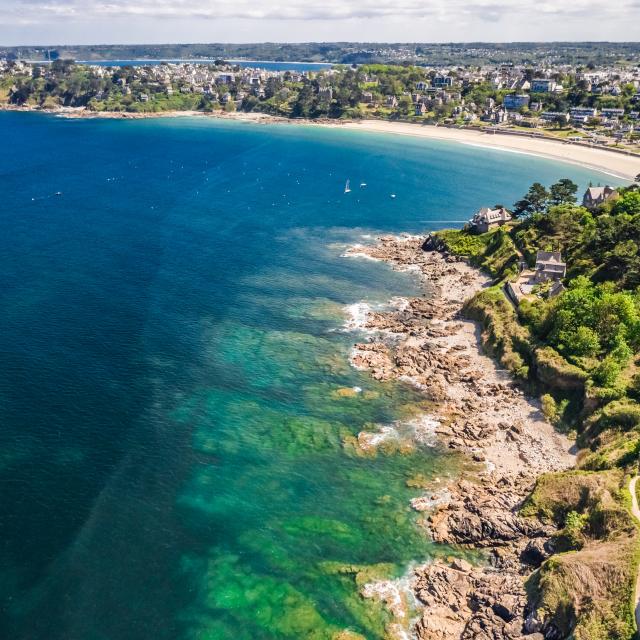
344;234;576;640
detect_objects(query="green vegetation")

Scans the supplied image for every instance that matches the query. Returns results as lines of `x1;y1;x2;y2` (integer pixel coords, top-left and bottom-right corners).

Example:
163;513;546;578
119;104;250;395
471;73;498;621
463;286;533;380
438;179;640;399
522;470;639;640
438;177;640;638
4;58;640;137
437;227;520;278
5;42;640;66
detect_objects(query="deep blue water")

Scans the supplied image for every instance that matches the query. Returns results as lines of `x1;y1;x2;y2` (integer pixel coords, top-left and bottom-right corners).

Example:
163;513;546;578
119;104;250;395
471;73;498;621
0;112;612;640
77;59;333;71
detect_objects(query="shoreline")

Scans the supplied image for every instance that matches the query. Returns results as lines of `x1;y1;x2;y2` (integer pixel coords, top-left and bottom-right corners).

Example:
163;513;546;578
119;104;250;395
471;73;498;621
337;120;640;181
344;235;575;639
3;105;638;180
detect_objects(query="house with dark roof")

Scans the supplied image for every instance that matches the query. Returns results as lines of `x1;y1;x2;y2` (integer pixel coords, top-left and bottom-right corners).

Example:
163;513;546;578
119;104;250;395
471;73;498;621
582;185;619;210
534;251;566;282
507;252;568;305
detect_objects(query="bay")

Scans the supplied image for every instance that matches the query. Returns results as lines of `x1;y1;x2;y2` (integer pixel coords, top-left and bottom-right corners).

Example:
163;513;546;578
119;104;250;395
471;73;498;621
0;113;610;639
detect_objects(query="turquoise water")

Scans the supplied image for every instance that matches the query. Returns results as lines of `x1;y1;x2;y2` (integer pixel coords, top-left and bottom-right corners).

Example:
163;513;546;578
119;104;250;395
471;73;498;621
0;113;611;639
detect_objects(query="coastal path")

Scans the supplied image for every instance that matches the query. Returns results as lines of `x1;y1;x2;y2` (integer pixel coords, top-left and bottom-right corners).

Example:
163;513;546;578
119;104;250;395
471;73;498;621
629;475;640;638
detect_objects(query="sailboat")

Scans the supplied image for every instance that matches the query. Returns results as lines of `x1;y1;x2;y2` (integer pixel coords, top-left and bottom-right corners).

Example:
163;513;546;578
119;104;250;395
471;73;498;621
344;179;351;194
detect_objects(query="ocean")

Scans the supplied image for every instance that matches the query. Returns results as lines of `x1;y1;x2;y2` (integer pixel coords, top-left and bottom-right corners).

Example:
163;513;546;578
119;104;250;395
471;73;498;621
0;112;611;639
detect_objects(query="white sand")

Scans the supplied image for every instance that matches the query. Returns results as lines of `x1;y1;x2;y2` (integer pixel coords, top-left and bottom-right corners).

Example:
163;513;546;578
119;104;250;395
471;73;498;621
333;120;640;181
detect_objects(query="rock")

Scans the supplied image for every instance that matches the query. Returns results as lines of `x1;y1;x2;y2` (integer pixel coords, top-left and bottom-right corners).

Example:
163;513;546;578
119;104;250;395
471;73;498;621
521;538;549;567
342;235;574;640
451;558;473;573
523;611;543;634
493;594;519;622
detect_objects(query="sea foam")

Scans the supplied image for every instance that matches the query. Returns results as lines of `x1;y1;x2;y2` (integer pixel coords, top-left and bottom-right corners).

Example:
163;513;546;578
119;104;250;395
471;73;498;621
343;301;373;331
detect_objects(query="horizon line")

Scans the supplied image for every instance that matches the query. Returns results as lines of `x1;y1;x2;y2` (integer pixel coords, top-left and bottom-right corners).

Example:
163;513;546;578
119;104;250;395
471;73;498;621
3;39;640;49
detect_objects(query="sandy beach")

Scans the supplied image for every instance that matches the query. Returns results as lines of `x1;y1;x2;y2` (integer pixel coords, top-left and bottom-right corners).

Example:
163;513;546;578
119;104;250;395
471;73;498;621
337;120;640;181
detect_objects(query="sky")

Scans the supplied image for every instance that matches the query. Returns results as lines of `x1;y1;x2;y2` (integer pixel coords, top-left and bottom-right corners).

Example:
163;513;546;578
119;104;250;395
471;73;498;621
0;0;639;46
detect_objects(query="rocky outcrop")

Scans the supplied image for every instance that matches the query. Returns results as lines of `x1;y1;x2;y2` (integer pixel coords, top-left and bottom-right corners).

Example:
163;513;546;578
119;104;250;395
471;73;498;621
415;559;533;640
343;235;575;640
428;477;552;548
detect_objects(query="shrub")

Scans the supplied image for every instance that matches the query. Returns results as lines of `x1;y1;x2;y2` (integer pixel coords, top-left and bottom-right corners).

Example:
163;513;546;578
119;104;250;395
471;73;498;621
541;393;558;422
561;510;589;550
593;356;623;388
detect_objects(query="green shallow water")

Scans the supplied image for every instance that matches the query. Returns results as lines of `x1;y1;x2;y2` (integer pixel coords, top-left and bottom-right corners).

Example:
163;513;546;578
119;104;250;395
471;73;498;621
0;113;613;640
172;247;466;640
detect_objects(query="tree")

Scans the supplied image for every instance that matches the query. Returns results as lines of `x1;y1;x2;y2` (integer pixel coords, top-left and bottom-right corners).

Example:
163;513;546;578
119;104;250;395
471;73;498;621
554;115;567;129
9;82;32;105
593;355;622;387
513;182;549;217
549;179;578;206
571;326;601;357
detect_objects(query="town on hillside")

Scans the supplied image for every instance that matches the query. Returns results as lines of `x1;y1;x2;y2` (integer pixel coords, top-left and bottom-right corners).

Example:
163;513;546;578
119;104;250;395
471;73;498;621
2;56;640;152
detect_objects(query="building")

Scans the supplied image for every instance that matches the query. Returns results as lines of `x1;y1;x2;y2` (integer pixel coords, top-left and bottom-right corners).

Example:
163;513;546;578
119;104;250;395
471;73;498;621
570;107;598;124
469;207;512;234
507;255;567;305
503;94;530;110
415;102;427;116
318;86;333;100
531;78;557;93
540;111;569;123
493;108;507;124
582;185;619;210
534;251;566;282
432;75;453;88
600;108;625;119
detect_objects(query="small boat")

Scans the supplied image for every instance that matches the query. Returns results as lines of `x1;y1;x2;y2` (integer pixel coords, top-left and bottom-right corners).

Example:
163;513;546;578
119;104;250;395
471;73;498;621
344;179;351;194
360;182;367;188
390;194;396;199
54;191;62;196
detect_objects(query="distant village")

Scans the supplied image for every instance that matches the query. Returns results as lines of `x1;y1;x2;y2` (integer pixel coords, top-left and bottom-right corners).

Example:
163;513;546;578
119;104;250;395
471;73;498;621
1;57;640;151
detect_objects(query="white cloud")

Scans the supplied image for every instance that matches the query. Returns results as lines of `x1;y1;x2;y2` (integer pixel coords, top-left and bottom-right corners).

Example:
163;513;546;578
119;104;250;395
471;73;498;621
1;0;637;23
0;0;638;43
